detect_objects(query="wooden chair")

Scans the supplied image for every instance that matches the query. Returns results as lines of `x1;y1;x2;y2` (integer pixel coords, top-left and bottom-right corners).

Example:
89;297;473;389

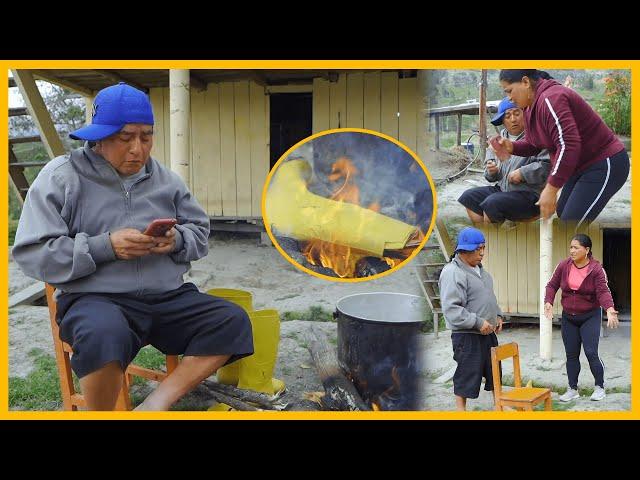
46;284;180;410
490;342;552;411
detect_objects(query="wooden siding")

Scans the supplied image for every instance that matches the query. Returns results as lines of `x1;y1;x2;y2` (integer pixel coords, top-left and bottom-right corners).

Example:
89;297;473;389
149;80;269;217
149;72;422;218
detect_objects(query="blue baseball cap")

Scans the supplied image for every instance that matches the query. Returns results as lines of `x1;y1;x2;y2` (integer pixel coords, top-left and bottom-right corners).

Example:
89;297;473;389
69;82;154;141
490;97;518;126
455;227;486;252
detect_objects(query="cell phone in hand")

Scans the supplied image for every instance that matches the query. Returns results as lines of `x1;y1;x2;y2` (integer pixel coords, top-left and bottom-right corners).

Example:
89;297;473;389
143;218;177;237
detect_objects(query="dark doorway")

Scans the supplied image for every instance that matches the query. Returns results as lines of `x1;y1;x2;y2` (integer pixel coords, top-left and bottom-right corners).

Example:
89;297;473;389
269;93;312;169
602;228;631;319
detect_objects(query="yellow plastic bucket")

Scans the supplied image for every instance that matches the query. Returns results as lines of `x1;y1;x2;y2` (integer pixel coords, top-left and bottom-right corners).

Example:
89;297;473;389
207;288;253;312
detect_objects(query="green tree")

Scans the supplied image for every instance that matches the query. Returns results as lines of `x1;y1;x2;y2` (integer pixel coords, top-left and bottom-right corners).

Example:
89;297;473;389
597;72;631;136
9;81;86;244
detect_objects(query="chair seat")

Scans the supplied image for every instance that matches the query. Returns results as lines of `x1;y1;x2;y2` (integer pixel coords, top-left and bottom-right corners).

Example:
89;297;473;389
500;387;551;403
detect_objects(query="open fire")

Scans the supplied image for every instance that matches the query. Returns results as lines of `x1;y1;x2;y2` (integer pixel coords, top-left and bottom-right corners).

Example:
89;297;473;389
301;156;423;278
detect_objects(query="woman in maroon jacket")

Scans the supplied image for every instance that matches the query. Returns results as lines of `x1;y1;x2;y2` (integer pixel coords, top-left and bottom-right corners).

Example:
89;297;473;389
490;70;629;226
544;234;619;402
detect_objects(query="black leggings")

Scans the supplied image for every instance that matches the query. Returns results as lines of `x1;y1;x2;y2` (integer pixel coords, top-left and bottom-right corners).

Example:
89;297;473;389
561;309;604;389
556;149;629;225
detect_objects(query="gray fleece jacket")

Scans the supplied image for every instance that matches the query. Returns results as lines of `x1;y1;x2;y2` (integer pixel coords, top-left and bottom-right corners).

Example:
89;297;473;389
12;144;210;295
485;129;550;195
438;255;502;333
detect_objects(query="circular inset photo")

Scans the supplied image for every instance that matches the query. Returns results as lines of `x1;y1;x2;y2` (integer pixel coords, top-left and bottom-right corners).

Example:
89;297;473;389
263;129;437;281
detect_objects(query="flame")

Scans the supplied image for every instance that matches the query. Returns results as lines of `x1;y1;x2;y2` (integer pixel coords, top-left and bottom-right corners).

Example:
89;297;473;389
371;403;380;411
302;156;422;278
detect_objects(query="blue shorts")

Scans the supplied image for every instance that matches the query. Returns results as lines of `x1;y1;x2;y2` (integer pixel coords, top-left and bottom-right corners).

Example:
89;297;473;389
451;332;499;399
458;185;539;222
55;283;253;378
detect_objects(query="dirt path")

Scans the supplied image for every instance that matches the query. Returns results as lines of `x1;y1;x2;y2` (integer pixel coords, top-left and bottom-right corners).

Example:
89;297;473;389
8;235;630;411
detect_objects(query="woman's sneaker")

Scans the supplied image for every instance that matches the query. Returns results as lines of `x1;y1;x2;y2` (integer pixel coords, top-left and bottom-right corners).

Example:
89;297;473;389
590;386;606;401
559;388;580;402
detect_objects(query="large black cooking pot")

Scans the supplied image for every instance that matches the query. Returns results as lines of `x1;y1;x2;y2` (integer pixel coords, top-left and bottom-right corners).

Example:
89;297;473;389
335;292;427;410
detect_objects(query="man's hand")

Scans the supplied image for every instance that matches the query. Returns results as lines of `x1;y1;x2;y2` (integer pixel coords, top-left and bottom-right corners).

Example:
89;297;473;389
479;320;494;335
148;227;177;255
489;136;513;161
486;160;499;175
536;184;559;220
607;307;619;329
495;316;504;333
544;302;554;321
508;168;523;184
110;228;156;260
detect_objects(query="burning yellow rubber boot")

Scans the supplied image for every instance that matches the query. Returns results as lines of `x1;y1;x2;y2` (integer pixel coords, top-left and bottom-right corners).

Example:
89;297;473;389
266;159;418;256
207;288;253;411
237;309;285;397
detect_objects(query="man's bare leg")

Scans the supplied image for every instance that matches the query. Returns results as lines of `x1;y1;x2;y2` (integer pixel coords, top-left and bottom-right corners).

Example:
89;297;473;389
455;395;467;411
135;354;231;411
79;361;124;411
465;208;484;225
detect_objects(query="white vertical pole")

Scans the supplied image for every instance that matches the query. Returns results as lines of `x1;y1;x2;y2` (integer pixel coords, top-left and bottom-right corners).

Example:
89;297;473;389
84;95;94;125
170;69;190;186
540;218;553;359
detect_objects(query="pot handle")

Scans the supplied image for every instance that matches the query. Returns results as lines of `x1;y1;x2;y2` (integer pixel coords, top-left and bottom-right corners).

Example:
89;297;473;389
333;310;339;320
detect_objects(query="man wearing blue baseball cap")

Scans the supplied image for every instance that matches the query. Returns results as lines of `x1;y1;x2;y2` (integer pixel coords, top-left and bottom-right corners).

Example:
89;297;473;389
458;97;550;226
13;82;253;411
438;227;503;410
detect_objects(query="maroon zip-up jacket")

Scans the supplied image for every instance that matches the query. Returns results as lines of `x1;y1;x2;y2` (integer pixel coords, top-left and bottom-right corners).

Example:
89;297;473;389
544;257;614;315
511;78;624;188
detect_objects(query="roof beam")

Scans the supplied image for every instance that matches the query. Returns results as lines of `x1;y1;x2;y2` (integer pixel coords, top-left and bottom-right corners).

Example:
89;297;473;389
30;70;95;96
9;107;28;116
94;70;148;93
188;72;206;91
11;69;66;158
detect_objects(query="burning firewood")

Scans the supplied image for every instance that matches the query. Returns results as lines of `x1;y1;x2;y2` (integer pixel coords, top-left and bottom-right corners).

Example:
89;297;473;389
305;326;371;411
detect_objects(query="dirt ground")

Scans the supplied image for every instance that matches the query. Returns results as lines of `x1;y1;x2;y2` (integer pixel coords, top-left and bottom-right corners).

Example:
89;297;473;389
8;232;631;412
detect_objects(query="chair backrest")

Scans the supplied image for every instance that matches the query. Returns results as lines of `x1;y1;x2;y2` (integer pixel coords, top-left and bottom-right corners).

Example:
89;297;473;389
490;342;522;398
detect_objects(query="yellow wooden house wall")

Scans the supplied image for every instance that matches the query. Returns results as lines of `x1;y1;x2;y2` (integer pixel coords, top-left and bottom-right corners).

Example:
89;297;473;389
149;71;423;218
149;81;269;218
481;220;604;316
312;71;425;160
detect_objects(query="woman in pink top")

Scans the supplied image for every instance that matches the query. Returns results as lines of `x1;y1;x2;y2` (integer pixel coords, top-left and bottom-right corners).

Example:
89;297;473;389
490;70;629;226
544;234;619;402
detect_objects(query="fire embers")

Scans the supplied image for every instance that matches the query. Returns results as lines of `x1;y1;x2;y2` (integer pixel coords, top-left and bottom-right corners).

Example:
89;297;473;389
264;130;435;280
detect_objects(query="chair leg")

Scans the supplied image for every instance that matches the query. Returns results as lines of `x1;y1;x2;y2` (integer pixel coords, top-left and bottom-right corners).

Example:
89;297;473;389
166;355;180;374
114;375;132;411
544;395;553;411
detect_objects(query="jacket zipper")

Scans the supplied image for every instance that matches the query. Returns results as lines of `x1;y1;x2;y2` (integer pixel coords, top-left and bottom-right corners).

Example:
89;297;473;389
566;260;595;314
127;174;151;296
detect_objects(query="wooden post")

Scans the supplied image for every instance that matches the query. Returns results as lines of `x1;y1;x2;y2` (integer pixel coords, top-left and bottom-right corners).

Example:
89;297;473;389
456;113;462;147
434;115;440;150
417;70;429;165
169;69;191;186
12;70;65;158
84;95;94;125
540;218;553;360
478;70;488;165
